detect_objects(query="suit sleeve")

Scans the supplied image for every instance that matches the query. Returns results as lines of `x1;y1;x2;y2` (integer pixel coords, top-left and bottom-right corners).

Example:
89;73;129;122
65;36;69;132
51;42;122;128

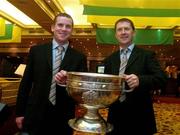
138;51;167;91
78;54;88;72
16;47;34;116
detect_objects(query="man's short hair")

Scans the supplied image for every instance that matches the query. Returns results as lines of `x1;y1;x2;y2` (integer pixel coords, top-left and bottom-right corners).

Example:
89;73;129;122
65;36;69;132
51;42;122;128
53;13;74;27
114;18;135;30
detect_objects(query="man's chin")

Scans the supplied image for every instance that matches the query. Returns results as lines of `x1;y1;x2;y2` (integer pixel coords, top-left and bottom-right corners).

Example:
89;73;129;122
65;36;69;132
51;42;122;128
120;41;129;45
57;39;68;44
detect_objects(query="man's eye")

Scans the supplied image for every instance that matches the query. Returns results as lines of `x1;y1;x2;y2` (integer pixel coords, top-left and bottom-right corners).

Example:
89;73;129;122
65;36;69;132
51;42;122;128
117;28;122;32
58;24;63;27
66;25;72;29
125;28;130;31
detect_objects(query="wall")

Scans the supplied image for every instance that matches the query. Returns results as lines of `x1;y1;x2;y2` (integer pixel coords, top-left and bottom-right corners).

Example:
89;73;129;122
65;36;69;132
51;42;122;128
0;36;180;73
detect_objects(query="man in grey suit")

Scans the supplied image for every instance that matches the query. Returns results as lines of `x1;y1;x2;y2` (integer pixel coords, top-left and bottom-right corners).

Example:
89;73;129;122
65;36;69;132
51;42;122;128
15;13;87;135
104;18;167;135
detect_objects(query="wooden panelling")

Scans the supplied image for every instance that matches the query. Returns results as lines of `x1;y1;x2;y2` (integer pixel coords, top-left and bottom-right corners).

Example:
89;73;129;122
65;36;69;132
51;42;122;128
0;78;21;106
0;36;180;70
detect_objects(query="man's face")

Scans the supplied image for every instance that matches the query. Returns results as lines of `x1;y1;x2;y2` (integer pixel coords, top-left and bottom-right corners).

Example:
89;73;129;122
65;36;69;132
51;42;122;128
51;16;73;44
115;21;135;47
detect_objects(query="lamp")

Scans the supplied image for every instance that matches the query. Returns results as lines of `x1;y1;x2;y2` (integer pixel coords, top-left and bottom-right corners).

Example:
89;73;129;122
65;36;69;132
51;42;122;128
14;64;26;76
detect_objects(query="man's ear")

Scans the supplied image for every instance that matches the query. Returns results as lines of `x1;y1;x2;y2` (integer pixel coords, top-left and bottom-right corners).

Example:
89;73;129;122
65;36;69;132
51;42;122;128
115;32;118;40
51;24;54;33
133;30;136;37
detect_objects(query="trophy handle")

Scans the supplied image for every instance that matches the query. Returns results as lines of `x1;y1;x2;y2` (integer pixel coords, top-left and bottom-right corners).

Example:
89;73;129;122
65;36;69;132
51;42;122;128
57;83;66;87
121;81;134;93
123;89;134;92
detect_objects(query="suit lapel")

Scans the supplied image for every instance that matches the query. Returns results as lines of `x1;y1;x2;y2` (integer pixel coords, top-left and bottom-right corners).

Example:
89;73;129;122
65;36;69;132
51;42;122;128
45;43;53;71
112;51;121;75
126;46;139;70
59;46;72;70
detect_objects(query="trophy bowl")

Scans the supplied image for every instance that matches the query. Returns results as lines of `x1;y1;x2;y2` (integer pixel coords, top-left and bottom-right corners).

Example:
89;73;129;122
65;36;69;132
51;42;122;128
66;72;124;133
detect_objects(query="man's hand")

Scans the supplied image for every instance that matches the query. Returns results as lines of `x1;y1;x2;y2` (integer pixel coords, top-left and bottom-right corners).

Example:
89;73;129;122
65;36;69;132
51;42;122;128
125;74;139;89
55;70;67;86
15;116;24;129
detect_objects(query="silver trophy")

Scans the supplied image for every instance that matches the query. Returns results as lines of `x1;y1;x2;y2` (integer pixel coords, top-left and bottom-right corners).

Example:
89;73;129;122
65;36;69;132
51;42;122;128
66;72;124;134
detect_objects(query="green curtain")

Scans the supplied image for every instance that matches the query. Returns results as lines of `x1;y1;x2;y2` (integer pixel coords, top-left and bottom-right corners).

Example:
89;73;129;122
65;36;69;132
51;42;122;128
96;28;173;45
84;5;180;17
0;24;13;40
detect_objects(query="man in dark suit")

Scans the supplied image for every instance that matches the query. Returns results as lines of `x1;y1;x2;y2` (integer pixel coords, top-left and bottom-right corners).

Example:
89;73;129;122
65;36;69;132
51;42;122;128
104;18;167;135
15;13;87;135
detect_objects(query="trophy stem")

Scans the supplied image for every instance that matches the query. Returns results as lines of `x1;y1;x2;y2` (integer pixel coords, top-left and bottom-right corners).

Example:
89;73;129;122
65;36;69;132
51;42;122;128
83;105;101;120
68;105;113;133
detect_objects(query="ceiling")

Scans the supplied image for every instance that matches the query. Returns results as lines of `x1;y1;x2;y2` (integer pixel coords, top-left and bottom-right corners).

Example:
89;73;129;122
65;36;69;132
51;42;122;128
0;0;180;35
2;0;92;34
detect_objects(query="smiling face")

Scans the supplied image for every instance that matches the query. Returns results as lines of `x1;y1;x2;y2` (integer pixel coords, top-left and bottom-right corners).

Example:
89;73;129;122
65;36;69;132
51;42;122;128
51;15;73;45
115;20;135;48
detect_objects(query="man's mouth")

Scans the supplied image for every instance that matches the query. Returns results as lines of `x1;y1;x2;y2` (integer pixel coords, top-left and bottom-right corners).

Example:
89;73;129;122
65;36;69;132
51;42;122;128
58;33;66;37
121;36;128;40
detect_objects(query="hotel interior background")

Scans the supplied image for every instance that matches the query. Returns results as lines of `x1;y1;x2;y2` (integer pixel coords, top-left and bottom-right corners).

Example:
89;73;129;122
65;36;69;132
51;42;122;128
0;0;180;135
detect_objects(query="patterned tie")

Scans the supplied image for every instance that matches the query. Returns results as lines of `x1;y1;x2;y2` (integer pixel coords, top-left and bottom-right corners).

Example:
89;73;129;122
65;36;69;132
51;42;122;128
119;48;128;102
49;46;63;105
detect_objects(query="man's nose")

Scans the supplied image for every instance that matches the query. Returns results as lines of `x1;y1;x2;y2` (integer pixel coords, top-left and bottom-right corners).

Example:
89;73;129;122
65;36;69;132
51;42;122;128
122;29;126;33
61;25;66;30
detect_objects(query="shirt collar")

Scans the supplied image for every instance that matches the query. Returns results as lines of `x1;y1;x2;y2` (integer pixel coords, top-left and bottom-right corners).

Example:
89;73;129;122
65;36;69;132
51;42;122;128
52;38;68;51
120;43;135;52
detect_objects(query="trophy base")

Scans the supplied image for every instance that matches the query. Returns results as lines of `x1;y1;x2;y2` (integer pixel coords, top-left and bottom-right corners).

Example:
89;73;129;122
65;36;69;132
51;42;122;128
69;118;113;134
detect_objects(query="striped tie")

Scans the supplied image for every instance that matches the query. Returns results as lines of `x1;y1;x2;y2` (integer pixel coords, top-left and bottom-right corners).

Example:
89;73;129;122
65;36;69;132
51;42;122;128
119;49;128;74
119;48;128;102
49;46;63;105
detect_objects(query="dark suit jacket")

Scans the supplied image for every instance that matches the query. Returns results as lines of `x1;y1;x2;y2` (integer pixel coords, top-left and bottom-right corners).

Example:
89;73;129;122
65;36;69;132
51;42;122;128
15;42;87;134
104;46;167;135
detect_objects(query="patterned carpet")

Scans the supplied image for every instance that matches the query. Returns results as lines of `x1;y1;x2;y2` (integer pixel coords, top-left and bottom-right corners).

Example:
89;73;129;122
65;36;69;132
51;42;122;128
1;97;179;135
74;97;180;135
154;98;180;135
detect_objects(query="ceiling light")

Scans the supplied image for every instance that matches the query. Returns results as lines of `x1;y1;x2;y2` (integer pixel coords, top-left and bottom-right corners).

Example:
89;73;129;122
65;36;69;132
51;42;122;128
0;0;38;26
